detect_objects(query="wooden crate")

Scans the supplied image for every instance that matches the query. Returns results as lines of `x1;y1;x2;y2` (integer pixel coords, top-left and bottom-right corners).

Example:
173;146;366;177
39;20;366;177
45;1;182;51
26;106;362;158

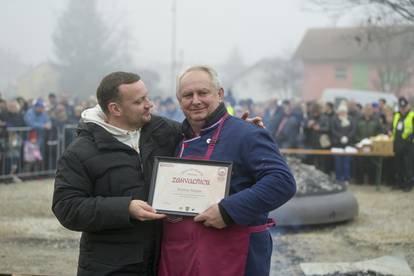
372;140;393;154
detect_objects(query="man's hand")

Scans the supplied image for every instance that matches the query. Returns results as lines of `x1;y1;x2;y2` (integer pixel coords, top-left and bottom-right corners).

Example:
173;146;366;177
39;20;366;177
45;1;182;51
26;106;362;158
194;203;226;229
129;200;166;221
241;111;265;128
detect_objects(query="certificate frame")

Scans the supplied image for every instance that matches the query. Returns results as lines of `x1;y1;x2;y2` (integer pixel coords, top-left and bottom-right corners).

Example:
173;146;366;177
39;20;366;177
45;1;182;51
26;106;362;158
148;156;232;216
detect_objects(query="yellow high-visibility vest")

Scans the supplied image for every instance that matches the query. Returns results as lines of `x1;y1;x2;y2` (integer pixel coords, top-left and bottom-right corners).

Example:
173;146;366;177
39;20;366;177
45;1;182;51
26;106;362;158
392;110;414;141
226;105;235;116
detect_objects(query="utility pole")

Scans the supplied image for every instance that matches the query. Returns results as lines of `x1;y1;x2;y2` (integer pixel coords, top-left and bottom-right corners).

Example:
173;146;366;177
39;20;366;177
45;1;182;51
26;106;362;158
171;0;177;93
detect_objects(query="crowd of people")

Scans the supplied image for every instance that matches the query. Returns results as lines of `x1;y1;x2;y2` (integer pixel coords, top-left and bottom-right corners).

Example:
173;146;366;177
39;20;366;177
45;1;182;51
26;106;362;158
0;89;413;191
1;66;413;276
0;93;92;178
222;95;413;191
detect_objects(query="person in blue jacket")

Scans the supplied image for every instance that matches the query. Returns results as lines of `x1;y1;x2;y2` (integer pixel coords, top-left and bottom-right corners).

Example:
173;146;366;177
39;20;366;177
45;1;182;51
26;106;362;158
24;98;51;155
159;65;296;276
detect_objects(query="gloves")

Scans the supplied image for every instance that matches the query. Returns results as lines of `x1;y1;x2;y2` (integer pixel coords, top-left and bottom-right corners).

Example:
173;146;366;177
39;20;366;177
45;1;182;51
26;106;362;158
340;136;348;144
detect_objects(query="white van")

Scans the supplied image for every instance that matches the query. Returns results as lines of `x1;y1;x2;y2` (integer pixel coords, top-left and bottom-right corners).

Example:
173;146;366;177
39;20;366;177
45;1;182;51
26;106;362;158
322;88;398;107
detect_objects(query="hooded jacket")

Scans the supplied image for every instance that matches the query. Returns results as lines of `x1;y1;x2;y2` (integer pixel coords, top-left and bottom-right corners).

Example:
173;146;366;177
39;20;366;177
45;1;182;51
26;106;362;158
52;110;181;275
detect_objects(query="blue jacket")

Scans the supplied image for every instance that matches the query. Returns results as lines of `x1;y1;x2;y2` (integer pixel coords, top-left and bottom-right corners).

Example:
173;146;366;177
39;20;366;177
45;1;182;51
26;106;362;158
24;107;51;129
179;104;296;276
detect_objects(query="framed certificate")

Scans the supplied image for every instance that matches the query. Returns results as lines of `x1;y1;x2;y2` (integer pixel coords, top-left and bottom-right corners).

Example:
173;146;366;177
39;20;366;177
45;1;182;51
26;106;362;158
148;156;232;216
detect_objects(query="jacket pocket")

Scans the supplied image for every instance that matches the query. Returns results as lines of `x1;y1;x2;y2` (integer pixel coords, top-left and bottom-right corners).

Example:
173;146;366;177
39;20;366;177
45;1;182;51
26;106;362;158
90;242;144;266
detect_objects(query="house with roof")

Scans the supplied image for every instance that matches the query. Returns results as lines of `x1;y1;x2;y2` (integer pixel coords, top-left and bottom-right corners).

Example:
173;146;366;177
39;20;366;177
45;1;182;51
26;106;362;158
294;26;414;101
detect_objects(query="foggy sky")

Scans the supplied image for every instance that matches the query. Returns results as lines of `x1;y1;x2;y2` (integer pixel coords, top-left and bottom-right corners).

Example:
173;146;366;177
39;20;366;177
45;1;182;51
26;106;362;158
0;0;342;68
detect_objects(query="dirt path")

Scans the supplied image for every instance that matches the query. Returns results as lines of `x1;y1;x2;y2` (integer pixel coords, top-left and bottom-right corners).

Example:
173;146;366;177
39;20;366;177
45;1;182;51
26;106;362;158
0;180;413;275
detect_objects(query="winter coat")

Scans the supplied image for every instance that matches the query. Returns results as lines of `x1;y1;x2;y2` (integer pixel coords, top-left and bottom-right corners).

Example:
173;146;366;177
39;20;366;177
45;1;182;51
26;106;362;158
331;115;356;147
355;115;383;143
52;115;180;275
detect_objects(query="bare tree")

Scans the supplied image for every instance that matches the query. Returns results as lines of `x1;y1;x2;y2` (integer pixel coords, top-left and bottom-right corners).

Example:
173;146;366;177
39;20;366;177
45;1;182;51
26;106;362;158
311;0;414;23
357;25;414;95
310;0;414;95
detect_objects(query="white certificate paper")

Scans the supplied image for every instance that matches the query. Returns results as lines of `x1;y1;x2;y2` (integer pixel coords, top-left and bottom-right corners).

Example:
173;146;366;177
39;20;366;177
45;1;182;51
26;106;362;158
149;157;232;216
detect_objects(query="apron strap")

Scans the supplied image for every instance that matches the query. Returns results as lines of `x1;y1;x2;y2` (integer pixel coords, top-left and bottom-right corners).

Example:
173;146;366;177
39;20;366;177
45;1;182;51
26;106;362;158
248;219;276;234
205;113;229;160
178;113;229;160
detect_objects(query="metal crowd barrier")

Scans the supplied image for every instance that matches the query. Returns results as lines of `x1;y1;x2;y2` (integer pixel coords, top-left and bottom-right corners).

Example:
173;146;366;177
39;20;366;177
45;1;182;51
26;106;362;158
0;124;77;182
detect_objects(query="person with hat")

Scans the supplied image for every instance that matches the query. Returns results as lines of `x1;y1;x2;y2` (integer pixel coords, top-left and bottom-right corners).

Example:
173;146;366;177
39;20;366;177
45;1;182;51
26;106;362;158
24;98;51;159
392;96;414;191
331;100;356;185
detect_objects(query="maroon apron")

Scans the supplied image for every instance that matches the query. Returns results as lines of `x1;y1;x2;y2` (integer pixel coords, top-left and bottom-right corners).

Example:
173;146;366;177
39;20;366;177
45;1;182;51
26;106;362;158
158;114;275;276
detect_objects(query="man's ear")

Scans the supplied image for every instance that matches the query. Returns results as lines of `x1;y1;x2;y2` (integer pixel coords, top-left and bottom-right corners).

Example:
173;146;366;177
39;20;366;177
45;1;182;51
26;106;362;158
176;91;182;103
218;87;224;101
107;102;121;117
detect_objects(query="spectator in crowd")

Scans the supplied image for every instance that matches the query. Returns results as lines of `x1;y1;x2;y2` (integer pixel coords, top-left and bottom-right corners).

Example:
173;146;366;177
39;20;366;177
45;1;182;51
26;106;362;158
347;99;361;120
48;93;59;114
324;102;335;121
0;99;7;123
0;99;8;171
320;101;336;174
3;100;26;177
59;93;76;122
23;130;43;172
62;104;85;147
16;96;29;114
354;104;383;184
304;102;331;149
263;99;279;128
239;98;255;116
271;100;301;148
304;102;331;171
331;101;356;184
392;96;414;192
5;100;26;127
149;96;163;115
224;90;236;116
47;103;70;170
371;101;386;132
160;97;185;122
24;98;51;160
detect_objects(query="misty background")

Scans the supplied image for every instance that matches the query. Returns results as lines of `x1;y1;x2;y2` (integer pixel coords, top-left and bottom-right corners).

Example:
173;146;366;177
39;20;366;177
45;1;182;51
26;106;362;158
0;0;363;100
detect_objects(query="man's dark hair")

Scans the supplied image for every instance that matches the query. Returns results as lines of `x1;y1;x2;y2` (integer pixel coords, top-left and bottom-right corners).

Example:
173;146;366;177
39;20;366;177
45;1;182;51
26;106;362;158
96;71;141;114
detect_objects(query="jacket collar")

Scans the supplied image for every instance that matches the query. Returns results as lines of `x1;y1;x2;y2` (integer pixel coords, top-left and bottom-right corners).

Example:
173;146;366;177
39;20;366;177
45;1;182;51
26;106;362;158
78;122;133;152
140;115;166;145
182;103;228;138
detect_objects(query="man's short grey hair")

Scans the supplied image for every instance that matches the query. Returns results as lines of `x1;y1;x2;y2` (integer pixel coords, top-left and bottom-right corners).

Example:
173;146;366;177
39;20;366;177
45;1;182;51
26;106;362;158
176;65;222;97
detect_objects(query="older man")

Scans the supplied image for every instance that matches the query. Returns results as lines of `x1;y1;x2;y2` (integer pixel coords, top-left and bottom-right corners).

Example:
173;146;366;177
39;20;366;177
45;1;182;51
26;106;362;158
159;66;296;276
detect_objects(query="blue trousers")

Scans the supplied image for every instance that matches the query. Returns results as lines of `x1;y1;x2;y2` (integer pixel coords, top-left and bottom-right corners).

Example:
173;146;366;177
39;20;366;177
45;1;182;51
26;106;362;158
335;156;351;181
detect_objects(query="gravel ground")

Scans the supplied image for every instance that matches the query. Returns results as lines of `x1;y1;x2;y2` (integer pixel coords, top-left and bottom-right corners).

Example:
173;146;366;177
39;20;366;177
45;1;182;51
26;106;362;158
0;179;413;276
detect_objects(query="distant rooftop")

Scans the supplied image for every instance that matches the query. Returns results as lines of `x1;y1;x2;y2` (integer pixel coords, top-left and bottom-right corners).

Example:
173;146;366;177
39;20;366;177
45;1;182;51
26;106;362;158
294;26;414;62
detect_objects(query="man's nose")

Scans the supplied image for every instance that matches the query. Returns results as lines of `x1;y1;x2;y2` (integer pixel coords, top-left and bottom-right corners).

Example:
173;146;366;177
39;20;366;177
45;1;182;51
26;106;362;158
192;94;201;104
146;99;154;109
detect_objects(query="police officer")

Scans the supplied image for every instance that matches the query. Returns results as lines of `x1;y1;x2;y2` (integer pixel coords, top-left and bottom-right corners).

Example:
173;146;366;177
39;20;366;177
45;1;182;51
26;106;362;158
392;96;414;192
